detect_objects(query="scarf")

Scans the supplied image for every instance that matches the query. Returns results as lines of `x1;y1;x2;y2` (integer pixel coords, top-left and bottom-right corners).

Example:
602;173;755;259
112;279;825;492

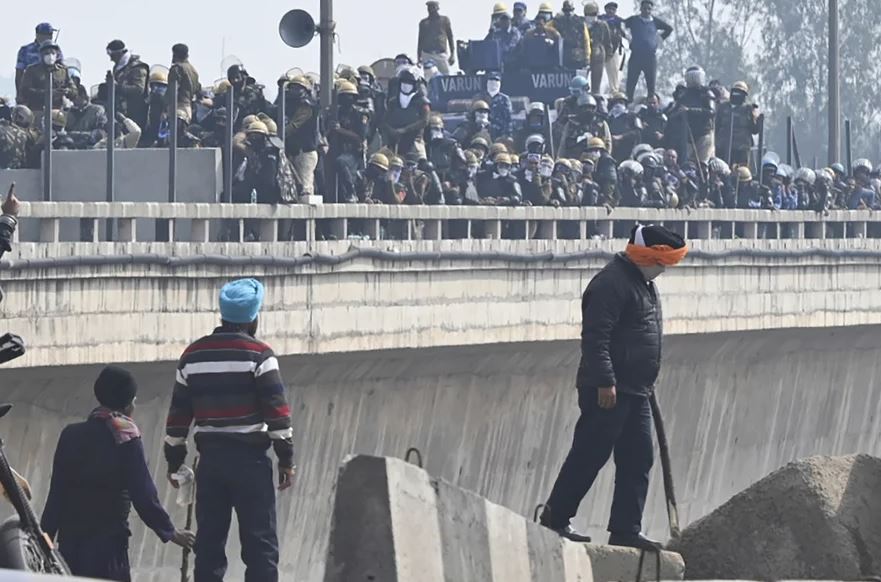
89;406;141;444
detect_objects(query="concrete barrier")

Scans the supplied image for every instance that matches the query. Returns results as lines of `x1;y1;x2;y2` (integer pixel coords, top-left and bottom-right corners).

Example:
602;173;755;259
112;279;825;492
324;455;683;582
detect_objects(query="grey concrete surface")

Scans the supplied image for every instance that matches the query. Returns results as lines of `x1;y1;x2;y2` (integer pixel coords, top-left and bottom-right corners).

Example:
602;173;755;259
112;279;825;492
3;238;881;369
2;326;881;580
672;455;881;579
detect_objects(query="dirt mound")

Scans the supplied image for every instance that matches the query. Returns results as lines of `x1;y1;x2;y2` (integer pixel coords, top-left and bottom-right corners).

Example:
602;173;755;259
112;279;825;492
671;454;881;579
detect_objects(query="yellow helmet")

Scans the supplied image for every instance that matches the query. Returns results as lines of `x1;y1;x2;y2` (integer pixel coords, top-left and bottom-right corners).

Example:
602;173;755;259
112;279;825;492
464;150;479;165
489;142;509;157
357;65;375;78
509;154;520;166
471;99;491;112
263;118;278;136
290;75;312;90
493;2;509;15
736;166;753;182
470;136;490;150
587;137;607;151
246;120;270;136
556;158;572;170
731;81;750;95
337;80;359;96
214;79;231;95
429;114;445;129
369;153;390;171
388;156;404;169
494;152;512;165
242;114;259;128
51;109;66;128
539;2;554;12
149;70;169;85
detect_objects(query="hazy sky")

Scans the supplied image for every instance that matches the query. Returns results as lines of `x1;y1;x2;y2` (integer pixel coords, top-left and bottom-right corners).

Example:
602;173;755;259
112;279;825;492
2;0;578;98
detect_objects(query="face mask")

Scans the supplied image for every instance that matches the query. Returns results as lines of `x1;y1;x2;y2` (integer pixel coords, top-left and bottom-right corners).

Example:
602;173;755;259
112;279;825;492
540;165;553;178
195;103;211;122
639;264;666;281
475;112;490;125
497;166;510;177
389;169;402;182
430;129;444;141
524;170;534;181
43;53;57;66
487;80;501;97
610;103;627;117
731;93;746;106
577;93;592;106
152;85;167;96
468;165;479;177
400;82;415;95
587;151;601;162
586;16;597;24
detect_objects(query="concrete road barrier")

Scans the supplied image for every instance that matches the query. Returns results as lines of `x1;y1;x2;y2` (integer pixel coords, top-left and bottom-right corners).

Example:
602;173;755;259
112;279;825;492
325;455;683;582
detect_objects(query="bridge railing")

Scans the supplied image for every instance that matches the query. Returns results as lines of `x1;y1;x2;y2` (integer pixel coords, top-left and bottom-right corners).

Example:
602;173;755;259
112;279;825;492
15;202;881;243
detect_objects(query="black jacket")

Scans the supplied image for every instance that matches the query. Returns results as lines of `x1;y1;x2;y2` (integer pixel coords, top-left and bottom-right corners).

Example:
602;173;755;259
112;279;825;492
576;253;663;396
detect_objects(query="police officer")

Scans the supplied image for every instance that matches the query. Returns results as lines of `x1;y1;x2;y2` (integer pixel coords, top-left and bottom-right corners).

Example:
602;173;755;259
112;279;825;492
477;72;513;140
358;65;386;131
166;278;295;582
599;3;625;93
383;68;431;158
15;23;62;98
607;92;642;160
585;136;618;204
66;86;109;149
453;100;493;147
541;224;688;550
0;106;37;169
671;66;716;163
638;93;666;148
141;69;169;147
584;2;613;93
557;94;612;159
228;64;273;132
284;75;321;198
478;152;522;205
549;1;592;71
166;44;201;129
426;115;466;182
330;81;371;203
18;40;77;114
714;81;760;167
486;3;523;64
515;103;549;154
512;2;535;34
105;40;150;130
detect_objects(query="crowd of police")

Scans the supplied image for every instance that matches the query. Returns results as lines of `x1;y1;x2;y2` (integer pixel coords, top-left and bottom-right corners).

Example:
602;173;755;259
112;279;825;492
3;4;881;215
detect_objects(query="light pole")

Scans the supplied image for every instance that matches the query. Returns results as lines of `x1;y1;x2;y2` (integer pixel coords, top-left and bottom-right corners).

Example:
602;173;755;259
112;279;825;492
828;0;840;164
319;0;335;110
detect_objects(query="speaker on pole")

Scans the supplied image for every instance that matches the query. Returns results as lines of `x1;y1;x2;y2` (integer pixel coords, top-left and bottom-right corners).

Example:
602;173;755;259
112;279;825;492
279;10;317;48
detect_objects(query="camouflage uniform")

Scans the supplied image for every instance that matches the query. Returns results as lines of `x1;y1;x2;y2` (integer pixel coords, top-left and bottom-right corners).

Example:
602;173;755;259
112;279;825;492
113;56;150;129
18;62;77;112
0;121;33;169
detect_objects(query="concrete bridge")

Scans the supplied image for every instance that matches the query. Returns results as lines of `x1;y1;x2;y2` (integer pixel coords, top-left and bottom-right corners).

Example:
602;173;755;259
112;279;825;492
2;203;881;580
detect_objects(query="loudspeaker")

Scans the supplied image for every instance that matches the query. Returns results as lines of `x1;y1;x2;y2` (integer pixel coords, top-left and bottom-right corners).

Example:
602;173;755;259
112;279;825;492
279;9;317;48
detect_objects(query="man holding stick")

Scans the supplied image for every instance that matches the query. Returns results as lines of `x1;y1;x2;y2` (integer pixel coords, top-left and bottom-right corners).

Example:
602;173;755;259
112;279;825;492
540;225;687;550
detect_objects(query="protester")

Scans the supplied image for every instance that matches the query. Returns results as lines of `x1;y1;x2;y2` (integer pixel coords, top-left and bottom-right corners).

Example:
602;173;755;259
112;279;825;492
624;0;673;102
42;366;195;581
418;1;456;75
165;278;295;582
541;224;687;549
584;2;613;93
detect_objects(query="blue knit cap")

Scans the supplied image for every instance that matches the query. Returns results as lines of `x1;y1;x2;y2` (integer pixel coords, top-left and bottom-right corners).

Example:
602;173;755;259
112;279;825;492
219;278;265;323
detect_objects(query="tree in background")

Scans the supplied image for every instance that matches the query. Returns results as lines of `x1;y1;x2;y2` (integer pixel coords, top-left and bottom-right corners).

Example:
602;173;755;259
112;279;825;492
639;0;759;98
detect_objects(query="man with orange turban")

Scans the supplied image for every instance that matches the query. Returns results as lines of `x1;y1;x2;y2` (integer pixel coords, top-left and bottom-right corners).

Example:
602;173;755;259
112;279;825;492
540;224;687;551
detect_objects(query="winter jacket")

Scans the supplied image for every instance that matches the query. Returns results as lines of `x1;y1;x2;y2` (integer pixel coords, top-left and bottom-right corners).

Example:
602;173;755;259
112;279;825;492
576;253;663;396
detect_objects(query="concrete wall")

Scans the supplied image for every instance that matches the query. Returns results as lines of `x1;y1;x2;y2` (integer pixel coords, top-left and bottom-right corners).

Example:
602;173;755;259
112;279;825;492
4;326;881;581
2;239;881;368
325;455;683;582
1;148;221;241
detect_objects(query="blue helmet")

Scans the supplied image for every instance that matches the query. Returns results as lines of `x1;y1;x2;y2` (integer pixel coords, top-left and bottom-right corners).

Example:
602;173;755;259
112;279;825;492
569;75;589;96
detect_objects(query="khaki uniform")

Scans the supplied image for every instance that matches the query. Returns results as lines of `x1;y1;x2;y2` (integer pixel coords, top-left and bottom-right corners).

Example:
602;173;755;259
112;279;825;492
166;61;201;123
18;62;77;112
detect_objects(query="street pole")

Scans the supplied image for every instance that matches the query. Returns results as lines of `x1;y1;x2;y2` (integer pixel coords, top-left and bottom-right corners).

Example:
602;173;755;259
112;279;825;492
828;0;840;165
319;0;335;110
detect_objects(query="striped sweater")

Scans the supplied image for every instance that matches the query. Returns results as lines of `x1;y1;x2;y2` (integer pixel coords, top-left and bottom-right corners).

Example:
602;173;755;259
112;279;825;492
164;328;294;471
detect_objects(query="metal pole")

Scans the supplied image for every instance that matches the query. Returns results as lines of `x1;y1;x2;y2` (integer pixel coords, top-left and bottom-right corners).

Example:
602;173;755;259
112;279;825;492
786;116;792;166
828;0;840;164
43;70;53;202
168;74;178;204
225;89;234;204
792;127;802;169
278;80;287;154
757;115;765;186
106;70;116;240
319;0;335;110
845;119;853;178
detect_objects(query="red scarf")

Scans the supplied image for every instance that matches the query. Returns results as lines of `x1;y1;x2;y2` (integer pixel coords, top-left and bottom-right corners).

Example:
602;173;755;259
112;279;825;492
89;406;141;444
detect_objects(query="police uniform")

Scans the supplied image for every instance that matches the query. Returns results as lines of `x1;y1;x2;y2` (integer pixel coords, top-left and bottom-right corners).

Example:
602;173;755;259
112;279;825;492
715;100;759;167
18;61;77;113
330;89;372;203
0;121;34;169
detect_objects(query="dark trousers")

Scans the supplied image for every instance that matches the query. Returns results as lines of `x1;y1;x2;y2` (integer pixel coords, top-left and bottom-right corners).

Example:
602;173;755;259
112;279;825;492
195;446;279;582
60;533;131;582
626;51;658;103
546;387;653;534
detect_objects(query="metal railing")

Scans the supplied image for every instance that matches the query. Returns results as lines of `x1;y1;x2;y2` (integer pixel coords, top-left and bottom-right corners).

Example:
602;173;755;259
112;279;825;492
15;202;881;244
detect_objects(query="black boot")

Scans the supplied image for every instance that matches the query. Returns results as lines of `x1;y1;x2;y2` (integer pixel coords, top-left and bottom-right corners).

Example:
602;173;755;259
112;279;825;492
539;506;592;543
608;532;664;551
